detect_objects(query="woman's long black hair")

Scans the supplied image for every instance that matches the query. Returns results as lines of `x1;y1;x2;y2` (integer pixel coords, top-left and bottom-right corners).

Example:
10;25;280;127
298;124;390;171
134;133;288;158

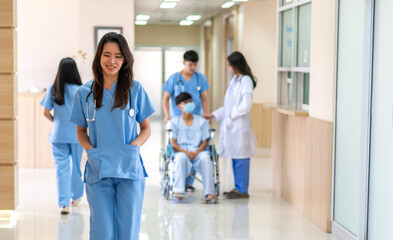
227;51;257;89
92;32;134;110
51;58;82;105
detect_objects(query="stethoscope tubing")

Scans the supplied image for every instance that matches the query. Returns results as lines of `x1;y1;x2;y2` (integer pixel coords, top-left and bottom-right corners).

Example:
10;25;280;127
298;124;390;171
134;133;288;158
175;72;201;96
85;81;134;122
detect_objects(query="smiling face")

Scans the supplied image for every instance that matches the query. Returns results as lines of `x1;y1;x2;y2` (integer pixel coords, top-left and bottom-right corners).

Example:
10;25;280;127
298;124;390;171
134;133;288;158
100;42;124;78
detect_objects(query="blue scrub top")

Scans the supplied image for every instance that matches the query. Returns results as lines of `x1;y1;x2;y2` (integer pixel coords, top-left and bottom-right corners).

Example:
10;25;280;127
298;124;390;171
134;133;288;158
163;71;209;117
69;80;155;184
40;84;80;144
170;115;210;152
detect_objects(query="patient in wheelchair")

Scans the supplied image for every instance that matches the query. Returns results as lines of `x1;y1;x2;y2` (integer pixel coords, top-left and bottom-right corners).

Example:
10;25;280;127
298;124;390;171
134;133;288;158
170;92;217;203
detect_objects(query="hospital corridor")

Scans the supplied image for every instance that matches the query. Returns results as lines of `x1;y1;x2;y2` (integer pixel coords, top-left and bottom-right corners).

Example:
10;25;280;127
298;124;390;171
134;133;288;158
1;0;392;240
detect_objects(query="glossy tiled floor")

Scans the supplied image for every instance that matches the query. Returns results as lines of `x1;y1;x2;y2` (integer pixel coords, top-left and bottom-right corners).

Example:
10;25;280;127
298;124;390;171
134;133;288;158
0;120;338;240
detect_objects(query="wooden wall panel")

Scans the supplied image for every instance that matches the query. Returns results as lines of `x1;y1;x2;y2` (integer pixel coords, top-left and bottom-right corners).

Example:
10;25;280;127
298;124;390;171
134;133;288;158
0;163;18;210
0;74;17;118
35;94;54;168
0;0;17;28
0;29;17;73
250;103;272;148
0;120;17;164
272;110;333;232
18;95;35;168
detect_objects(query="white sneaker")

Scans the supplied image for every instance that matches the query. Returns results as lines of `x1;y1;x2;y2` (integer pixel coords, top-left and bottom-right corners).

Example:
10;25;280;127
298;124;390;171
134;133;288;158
60;206;70;215
71;197;82;207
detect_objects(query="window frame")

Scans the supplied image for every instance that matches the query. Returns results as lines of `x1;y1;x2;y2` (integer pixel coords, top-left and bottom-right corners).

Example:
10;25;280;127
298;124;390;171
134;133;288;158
277;0;311;109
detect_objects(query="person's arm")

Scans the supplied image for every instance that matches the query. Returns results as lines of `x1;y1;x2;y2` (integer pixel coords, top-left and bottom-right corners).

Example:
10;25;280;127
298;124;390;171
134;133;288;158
172;138;186;153
163;92;171;123
230;93;253;119
195;139;208;154
76;125;94;150
200;91;209;115
172;138;198;161
43;108;53;122
131;117;151;147
230;77;254;119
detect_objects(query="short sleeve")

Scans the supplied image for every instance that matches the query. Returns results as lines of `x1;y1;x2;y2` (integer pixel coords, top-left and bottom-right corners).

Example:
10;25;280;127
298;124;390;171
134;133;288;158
40;86;54;110
199;73;210;93
241;76;254;95
163;74;175;95
136;83;155;123
200;119;210;142
69;89;88;128
169;118;178;140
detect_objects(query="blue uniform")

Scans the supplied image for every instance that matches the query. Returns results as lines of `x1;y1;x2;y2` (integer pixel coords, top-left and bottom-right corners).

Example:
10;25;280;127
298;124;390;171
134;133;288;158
163;71;209;117
170;115;215;196
40;84;83;208
69;80;155;240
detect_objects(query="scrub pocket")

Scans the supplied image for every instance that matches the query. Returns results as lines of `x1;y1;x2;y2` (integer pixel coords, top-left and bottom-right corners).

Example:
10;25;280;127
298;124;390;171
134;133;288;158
122;144;142;176
86;148;101;177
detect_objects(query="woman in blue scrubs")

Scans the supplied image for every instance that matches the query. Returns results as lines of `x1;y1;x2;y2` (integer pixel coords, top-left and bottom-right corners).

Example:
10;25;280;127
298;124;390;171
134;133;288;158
40;57;83;214
69;32;155;240
204;52;257;199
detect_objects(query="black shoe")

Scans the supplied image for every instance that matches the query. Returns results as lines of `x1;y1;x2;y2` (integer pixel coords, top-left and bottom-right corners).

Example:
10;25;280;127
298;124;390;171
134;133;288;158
185;184;195;192
223;188;237;196
225;189;249;199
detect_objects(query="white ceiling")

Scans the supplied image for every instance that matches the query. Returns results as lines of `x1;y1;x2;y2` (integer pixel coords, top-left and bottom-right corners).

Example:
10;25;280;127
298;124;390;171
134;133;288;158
135;0;239;25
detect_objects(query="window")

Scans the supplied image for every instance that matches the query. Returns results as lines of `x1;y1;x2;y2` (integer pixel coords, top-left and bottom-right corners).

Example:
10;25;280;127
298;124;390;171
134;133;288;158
277;0;311;109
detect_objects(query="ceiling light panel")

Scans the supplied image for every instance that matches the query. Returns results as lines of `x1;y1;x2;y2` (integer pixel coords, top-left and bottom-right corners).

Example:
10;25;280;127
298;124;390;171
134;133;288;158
135;20;147;25
136;14;150;21
160;2;177;8
179;20;193;26
221;2;235;8
186;15;201;21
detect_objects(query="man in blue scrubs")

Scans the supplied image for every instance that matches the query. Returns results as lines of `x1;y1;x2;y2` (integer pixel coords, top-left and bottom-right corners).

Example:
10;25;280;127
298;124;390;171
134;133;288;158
162;50;210;191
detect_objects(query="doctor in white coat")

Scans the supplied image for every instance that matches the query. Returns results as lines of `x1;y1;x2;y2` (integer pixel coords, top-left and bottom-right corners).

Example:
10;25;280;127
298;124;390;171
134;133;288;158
204;51;257;199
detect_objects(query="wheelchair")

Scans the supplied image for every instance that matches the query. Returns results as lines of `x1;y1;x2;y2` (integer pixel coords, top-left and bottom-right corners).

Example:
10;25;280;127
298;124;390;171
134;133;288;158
159;128;220;200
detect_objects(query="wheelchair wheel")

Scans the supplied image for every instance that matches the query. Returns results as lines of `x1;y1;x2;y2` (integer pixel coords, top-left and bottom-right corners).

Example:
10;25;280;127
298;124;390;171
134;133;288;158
215;183;220;197
159;148;167;195
165;182;170;200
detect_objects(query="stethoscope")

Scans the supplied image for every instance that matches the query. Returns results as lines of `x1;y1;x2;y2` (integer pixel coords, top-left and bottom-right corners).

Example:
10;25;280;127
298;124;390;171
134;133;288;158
174;71;200;96
85;81;134;122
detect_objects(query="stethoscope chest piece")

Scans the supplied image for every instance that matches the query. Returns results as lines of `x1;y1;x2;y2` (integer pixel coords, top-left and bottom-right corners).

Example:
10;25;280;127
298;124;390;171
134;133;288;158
129;108;135;117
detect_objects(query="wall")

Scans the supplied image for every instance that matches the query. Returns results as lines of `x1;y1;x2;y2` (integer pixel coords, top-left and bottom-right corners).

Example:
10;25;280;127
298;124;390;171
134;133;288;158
309;0;337;122
0;0;18;210
135;25;200;47
239;1;277;104
210;14;226;111
17;0;135;91
17;0;80;92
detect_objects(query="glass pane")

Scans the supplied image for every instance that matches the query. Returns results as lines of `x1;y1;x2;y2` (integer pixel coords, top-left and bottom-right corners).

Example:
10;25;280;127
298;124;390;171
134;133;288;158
164;48;186;80
282;0;294;6
333;0;365;236
303;73;309;105
297;3;311;67
134;48;163;116
281;9;293;67
368;0;393;239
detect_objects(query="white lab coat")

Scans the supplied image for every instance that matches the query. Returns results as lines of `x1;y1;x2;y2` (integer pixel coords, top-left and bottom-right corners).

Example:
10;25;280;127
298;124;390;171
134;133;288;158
213;75;257;159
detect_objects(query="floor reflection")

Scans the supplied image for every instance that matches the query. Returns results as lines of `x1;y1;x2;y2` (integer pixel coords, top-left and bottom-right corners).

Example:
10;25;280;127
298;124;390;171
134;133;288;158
57;212;84;240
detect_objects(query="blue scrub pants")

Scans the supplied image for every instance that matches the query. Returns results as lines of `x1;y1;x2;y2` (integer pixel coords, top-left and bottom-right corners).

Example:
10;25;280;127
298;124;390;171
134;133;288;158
51;143;84;207
173;151;215;196
86;178;145;240
232;158;250;194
